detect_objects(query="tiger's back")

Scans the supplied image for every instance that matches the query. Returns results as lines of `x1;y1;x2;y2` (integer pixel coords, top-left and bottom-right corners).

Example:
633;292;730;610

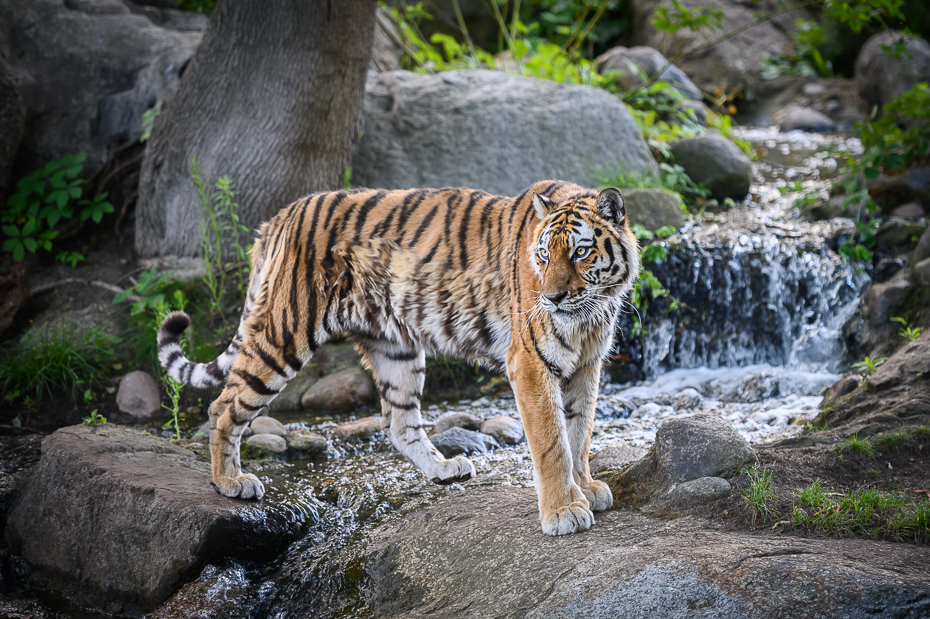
158;180;639;536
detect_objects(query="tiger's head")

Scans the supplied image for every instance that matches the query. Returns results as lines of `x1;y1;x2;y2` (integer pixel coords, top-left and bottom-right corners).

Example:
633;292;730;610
530;187;640;322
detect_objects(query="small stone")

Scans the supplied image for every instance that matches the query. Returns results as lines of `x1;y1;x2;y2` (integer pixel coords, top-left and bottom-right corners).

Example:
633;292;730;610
116;371;161;419
914;257;930;287
431;427;499;458
301;367;375;410
875;217;927;250
334;416;382;440
192;421;210;441
249;416;286;437
802;82;827;96
774;105;835;132
480;415;524;445
655;412;756;483
673;388;703;410
590;442;648;475
891;202;925;221
915;227;930;264
245;434;287;454
432;412;482;435
667;476;732;509
285;430;327;457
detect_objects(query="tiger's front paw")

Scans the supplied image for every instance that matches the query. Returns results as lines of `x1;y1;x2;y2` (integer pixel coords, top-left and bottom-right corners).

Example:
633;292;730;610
582;480;613;512
212;473;265;500
430;456;476;485
540;500;595;536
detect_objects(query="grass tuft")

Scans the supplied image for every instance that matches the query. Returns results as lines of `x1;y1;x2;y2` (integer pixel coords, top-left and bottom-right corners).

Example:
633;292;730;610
740;466;776;525
833;434;875;458
872;430;913;452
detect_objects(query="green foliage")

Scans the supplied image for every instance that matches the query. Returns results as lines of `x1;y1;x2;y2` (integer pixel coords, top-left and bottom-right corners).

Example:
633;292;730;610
761;19;833;80
176;0;214;14
2;153;113;262
872;429;912;451
652;0;724;34
740;466;776;525
82;409;107;426
852;356;887;377
891;316;922;341
0;324;118;403
140;100;163;143
821;0;907;35
516;0;626;57
113;267;176;316
342;166;354;190
833;434;876;457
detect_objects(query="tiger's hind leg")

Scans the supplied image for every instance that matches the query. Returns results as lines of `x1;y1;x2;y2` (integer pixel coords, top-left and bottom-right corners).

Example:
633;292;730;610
361;343;476;485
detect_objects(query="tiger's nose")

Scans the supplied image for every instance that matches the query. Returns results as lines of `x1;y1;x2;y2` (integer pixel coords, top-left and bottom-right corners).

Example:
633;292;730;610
544;291;567;305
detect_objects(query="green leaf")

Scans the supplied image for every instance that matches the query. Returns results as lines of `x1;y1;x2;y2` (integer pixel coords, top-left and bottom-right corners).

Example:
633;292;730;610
2;224;18;237
863;166;880;179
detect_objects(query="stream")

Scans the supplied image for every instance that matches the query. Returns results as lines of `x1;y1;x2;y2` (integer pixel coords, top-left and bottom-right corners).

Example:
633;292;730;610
1;129;869;618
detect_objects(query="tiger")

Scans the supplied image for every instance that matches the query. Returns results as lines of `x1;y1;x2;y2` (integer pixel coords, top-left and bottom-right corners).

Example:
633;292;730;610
157;180;640;536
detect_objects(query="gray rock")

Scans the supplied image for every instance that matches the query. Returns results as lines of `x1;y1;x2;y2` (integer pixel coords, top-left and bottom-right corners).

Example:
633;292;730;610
668;135;753;202
479;415;524;446
137;256;208;285
363;486;930;619
334;416;383;440
352;69;657;196
589;442;648;475
245;434;287;454
667;476;732;509
656;413;756;483
4;425;308;615
621;188;685;231
875;217;927;250
856;31;930;117
891;202;925;221
432;411;482;435
869;331;930;391
915;226;930;264
673;388;704;410
915;257;930;287
116;371;161;419
285;430;327;457
370;7;402;72
866;278;912;327
595;46;701;100
682;99;708;125
2;0;203;173
774;105;836;132
867;166;930;210
430;427;499;458
801;193;869;221
301;367;375;411
249;416;286;437
821;374;860;408
269;342;364;413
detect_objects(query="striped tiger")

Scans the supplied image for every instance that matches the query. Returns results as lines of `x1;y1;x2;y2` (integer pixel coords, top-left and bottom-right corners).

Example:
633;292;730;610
157;180;640;536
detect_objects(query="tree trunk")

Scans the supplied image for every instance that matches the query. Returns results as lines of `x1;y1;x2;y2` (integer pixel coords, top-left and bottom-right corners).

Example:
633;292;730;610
135;0;376;258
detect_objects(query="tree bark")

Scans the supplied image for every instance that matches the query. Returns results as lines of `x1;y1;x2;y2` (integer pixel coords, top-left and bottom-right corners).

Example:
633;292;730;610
135;0;376;258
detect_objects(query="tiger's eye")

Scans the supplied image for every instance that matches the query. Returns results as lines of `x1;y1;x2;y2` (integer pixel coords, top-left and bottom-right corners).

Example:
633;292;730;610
575;246;590;259
538;248;549;261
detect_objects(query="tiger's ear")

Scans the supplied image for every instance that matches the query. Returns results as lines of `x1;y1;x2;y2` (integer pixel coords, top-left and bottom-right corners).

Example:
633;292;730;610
596;188;625;224
532;193;554;220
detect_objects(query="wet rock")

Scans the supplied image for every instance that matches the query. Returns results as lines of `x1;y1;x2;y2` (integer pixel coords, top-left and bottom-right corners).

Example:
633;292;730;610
589;442;648;475
285;430;327;457
655;413;756;483
432;411;481;435
875;217;927;250
595;46;701;100
0;259;29;335
668;135;752;201
621;188;685;232
334;416;382;441
866;278;912;326
352;69;656;196
300;367;375;411
667;476;732;510
673;387;703;410
800;193;868;221
245;434;287;454
430;427;499;458
915;257;930;287
249;416;286;437
479;415;524;446
821;374;860;408
867;166;930;210
774;105;835;132
363;486;930;619
874;257;906;283
856;31;930;117
270;342;363;413
4;425;309;615
891;202;925;221
115;371;161;419
915;227;930;264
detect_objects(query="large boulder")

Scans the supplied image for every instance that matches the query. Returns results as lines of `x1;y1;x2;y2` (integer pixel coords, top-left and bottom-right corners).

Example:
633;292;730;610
621;188;686;231
363;486;930;618
668;134;753;201
352;69;657;196
626;0;811;104
4;425;313;616
0;0;204;174
856;31;930;116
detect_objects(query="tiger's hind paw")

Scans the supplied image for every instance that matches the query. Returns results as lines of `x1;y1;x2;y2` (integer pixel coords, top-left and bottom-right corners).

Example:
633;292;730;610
541;500;594;536
430;456;476;485
582;480;613;511
211;473;265;500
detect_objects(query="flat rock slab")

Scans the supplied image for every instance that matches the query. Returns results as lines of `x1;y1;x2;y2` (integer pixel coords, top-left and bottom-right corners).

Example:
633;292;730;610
4;425;314;616
364;487;930;619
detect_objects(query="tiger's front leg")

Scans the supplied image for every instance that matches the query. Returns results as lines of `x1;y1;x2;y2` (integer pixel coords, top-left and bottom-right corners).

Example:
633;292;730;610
508;342;594;536
362;344;476;484
563;361;613;512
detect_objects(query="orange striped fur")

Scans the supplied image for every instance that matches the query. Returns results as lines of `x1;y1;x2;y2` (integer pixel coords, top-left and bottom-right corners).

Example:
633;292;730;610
158;180;640;535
